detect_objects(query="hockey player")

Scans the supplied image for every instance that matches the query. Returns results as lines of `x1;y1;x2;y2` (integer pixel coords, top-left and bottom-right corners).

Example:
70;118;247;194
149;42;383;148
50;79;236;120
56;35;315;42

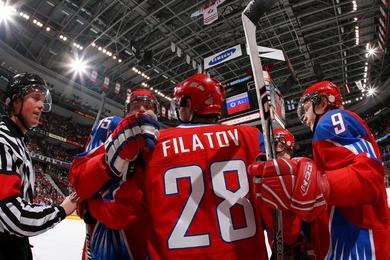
258;128;312;259
272;128;295;160
70;73;269;259
71;88;160;260
249;81;390;259
0;73;77;260
142;73;269;259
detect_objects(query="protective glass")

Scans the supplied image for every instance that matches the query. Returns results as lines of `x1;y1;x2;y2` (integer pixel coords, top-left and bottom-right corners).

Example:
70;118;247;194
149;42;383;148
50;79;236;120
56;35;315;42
274;135;287;147
23;85;52;112
297;93;319;124
128;96;160;115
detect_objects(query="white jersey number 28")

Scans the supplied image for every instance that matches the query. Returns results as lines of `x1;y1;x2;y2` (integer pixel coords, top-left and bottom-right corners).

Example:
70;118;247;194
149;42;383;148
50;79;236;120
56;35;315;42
164;160;256;249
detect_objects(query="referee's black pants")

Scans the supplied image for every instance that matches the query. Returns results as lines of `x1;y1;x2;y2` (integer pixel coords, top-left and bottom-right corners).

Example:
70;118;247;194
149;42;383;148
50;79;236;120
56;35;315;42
0;232;32;260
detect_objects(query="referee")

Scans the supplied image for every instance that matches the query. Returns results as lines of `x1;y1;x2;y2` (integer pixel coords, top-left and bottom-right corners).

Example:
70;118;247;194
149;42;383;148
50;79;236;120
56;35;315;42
0;73;77;260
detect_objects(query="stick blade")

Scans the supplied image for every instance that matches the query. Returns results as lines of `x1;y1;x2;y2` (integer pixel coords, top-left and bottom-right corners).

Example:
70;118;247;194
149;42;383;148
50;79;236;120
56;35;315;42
243;0;276;24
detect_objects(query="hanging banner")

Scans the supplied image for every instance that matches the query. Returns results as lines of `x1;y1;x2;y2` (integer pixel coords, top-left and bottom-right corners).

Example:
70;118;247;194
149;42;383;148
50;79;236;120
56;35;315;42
102;76;110;90
161;106;166;118
204;44;242;70
191;0;226;25
114;82;121;94
125;88;132;105
171;42;176;52
90;70;97;83
176;47;182;57
355;80;363;91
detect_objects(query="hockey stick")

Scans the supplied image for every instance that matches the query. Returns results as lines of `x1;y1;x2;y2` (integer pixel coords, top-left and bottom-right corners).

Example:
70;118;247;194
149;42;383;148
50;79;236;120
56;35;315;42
85;223;93;260
242;1;284;259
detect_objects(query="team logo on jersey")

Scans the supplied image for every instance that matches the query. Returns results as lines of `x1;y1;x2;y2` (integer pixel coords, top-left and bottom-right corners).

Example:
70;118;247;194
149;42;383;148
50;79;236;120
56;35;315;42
300;162;313;196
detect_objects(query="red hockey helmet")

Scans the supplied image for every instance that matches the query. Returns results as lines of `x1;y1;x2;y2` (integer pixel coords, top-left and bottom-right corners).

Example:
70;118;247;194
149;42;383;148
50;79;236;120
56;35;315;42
297;81;342;122
174;73;225;116
125;88;160;115
273;128;295;151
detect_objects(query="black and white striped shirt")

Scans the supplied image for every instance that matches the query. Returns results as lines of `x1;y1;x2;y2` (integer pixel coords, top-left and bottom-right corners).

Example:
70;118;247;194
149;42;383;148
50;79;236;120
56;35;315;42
0;117;65;237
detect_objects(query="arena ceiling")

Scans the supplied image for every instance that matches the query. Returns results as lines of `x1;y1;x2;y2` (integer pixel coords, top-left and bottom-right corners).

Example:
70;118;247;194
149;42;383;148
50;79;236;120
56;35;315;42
1;0;389;117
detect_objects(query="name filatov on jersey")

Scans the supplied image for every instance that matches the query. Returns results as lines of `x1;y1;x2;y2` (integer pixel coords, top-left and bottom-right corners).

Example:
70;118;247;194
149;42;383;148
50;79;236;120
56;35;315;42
161;129;240;157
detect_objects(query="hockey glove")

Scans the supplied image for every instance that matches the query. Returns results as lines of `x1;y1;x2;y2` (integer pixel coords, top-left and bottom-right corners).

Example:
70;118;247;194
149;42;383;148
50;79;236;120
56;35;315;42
249;157;329;221
105;111;159;178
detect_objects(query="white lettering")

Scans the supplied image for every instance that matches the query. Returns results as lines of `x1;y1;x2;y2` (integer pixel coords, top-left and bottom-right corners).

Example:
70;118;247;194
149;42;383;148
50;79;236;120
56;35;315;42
161;129;241;157
203;133;214;148
227;129;239;146
178;137;190;153
173;138;179;154
216;131;229;147
193;134;204;151
162;140;171;157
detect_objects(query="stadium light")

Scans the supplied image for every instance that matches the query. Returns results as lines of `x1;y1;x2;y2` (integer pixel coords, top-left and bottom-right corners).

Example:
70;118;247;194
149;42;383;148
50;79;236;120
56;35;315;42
0;2;16;24
367;87;376;96
367;47;376;56
69;57;89;75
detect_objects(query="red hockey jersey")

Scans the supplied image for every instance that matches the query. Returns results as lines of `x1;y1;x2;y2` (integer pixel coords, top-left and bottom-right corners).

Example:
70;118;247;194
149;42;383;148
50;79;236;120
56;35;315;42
309;109;390;259
71;123;268;259
70;116;149;260
142;124;266;259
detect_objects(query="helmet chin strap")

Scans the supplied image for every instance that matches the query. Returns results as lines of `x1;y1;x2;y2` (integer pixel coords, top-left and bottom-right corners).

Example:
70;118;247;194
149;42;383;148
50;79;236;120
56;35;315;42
15;100;31;132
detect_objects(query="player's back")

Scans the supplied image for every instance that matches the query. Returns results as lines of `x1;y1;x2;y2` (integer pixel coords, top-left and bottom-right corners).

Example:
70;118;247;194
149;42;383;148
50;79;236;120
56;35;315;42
143;123;267;260
312;109;381;171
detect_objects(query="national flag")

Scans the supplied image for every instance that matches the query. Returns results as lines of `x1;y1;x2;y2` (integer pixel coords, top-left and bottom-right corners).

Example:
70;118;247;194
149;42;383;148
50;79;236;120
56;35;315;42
102;77;110;90
226;92;250;115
